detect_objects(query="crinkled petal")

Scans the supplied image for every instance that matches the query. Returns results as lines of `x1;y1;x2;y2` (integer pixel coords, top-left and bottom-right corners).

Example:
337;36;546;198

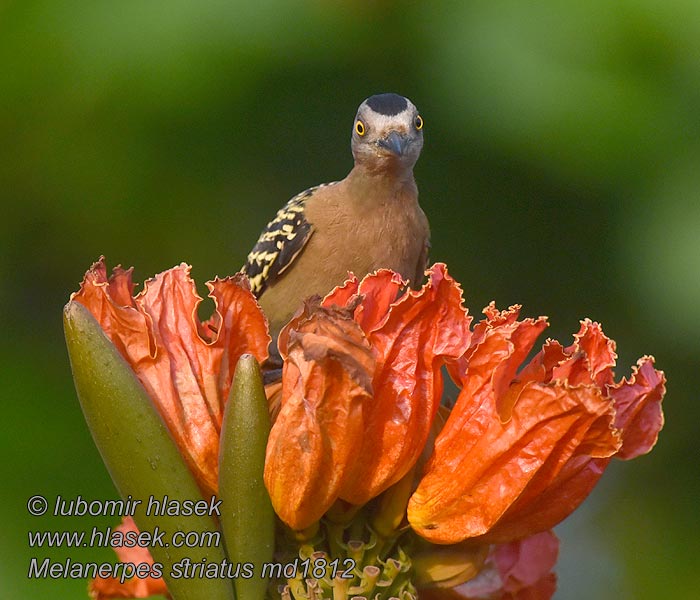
325;269;406;333
89;517;167;599
472;303;526;348
202;275;272;399
322;272;360;308
409;314;619;544
73;259;154;364
336;264;473;505
410;304;666;544
568;320;617;387
72;258;270;494
515;340;566;385
490;317;548;423
609;356;666;459
517;320;617;390
520;325;665;461
551;320;617;387
264;301;374;530
448;304;547;423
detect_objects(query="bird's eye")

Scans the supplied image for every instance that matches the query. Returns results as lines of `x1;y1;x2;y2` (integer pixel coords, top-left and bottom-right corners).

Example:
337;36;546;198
355;120;366;136
414;115;424;130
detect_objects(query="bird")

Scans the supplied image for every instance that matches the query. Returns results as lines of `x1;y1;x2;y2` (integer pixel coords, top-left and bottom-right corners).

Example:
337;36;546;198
241;93;430;367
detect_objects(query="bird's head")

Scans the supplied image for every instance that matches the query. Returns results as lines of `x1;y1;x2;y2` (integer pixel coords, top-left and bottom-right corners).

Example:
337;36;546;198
351;93;424;172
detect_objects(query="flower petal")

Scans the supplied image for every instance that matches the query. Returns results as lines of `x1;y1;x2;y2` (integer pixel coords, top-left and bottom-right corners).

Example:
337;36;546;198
478;358;664;539
549;320;617;387
517;320;617;391
609;356;666;459
72;258;153;363
72;258;270;494
566;320;618;387
520;325;665;461
322;272;360;308
264;300;374;530
484;455;610;543
494;530;559;594
324;269;407;333
447;304;548;422
337;264;473;505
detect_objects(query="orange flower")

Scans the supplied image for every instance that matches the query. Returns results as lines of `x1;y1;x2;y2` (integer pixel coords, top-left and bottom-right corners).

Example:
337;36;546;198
71;257;270;495
265;264;472;529
408;305;666;544
88;518;167;600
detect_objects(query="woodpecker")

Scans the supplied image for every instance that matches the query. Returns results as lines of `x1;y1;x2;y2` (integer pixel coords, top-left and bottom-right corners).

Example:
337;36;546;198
242;93;430;361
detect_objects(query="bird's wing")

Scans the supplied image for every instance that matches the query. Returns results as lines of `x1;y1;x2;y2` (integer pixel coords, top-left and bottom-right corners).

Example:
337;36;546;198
241;186;318;297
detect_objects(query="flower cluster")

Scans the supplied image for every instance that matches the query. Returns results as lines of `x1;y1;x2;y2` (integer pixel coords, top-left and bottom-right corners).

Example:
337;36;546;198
67;258;665;600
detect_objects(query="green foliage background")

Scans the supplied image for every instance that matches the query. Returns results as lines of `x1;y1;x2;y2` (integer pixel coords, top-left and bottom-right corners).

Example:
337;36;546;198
2;1;698;598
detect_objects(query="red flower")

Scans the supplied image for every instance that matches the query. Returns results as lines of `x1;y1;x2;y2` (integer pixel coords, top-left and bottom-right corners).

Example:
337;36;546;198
265;264;472;529
71;257;269;495
408;305;665;544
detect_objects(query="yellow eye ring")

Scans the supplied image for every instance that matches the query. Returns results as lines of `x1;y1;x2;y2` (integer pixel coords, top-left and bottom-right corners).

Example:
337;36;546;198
355;120;366;136
414;115;424;130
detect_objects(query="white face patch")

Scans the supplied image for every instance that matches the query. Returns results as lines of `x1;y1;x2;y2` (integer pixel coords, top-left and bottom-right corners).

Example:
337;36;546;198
357;98;418;138
367;108;413;135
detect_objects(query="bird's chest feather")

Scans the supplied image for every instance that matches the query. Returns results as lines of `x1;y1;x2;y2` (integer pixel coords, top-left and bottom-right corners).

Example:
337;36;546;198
322;194;424;277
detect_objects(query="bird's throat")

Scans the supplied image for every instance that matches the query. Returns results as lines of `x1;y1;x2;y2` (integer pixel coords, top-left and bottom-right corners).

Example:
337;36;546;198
346;165;417;207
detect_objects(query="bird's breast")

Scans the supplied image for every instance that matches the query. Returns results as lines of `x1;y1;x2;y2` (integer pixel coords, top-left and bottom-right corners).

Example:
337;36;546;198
318;189;428;282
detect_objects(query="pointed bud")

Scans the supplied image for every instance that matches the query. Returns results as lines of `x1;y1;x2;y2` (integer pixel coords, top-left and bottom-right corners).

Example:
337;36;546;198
219;354;274;600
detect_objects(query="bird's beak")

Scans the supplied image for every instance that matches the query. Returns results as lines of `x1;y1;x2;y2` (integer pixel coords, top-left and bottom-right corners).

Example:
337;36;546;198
377;131;409;157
